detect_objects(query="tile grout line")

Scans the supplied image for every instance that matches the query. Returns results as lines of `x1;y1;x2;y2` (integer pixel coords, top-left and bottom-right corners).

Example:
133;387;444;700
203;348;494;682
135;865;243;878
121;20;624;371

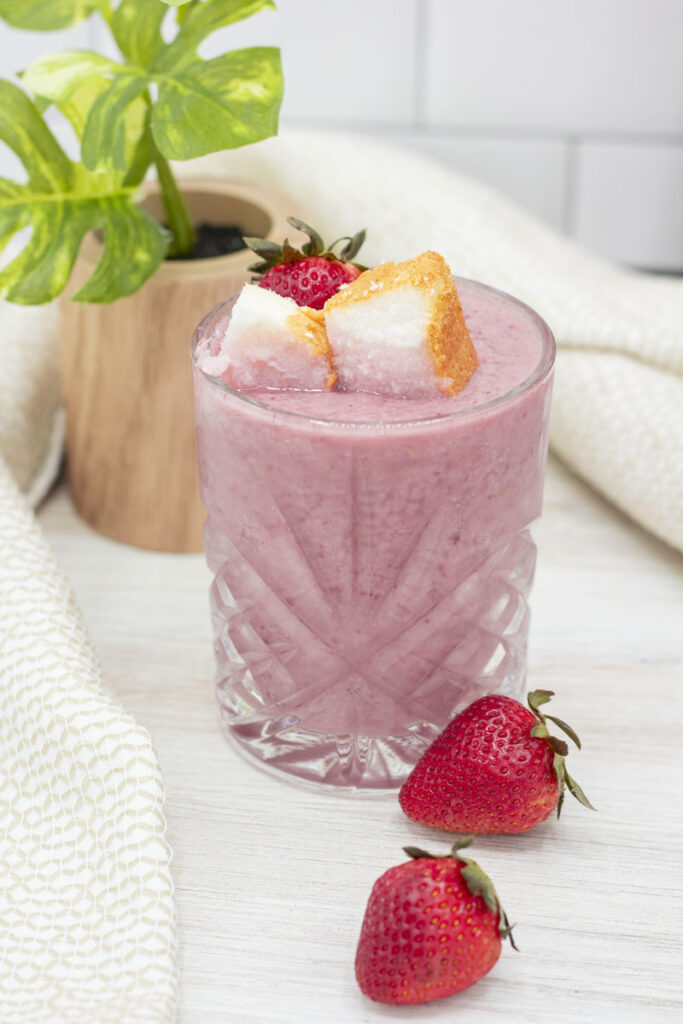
281;117;683;147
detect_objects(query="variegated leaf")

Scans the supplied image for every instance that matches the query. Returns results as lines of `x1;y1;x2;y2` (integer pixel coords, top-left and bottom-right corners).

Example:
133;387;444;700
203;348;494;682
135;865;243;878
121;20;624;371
0;81;167;305
152;46;282;160
0;0;107;31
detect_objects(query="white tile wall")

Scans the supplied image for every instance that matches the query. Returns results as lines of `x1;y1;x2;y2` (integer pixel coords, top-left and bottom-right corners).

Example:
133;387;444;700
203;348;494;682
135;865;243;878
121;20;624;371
0;2;681;270
388;133;570;231
424;0;683;135
0;20;92;82
199;0;419;124
575;141;683;270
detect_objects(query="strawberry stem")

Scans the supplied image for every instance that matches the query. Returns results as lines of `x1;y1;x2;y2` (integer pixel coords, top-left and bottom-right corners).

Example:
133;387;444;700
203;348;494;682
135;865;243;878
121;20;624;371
403;838;517;950
243;216;368;280
526;689;595;815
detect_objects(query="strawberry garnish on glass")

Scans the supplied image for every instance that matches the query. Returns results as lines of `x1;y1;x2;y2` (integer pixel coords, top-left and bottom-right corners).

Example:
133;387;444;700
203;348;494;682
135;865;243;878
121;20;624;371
244;216;367;309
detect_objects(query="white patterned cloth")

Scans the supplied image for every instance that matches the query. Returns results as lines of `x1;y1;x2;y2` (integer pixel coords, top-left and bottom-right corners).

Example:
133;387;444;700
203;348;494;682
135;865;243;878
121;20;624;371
0;321;177;1014
0;130;681;1024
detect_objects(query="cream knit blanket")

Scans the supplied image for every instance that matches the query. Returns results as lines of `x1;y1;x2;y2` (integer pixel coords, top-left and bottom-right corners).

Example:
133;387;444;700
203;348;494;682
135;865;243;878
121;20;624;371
0;311;176;1016
0;131;680;1022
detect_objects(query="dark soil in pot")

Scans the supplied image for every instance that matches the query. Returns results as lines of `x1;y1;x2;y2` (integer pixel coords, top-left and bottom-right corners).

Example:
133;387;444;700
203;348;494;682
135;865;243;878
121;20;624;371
166;222;247;260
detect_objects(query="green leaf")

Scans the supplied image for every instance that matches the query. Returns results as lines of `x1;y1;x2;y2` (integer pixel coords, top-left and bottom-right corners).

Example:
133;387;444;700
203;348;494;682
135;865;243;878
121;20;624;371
530;722;549;739
546;735;569;757
174;1;197;25
281;239;298;262
243;237;281;256
151;46;282;160
36;4;282;172
564;768;596;811
0;81;166;304
81;72;148;171
545;714;582;749
24;63;152;183
54;75;111;138
155;0;276;72
450;835;474;858
287;216;323;255
112;0;166;68
403;846;435;861
22;50;121;108
0;0;107;31
123;103;155;187
498;907;519;952
341;229;366;261
71;187;168;302
23;52;150;177
527;689;555;712
552;751;565;791
0;82;71;190
159;0;194;6
461;862;498;914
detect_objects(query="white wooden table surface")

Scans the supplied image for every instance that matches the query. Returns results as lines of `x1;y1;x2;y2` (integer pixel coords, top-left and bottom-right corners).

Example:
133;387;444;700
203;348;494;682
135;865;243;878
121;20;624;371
39;457;683;1024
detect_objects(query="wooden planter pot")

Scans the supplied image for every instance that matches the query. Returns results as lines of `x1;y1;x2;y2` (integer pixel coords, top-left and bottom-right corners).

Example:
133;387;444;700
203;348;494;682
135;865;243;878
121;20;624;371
62;178;293;553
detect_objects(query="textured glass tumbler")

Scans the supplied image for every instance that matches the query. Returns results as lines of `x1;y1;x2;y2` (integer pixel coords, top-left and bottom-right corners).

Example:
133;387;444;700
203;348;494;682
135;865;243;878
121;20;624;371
192;281;555;791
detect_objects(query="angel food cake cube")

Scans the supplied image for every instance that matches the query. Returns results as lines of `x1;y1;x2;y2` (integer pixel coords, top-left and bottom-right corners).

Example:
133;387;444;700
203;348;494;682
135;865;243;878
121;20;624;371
324;251;478;397
217;284;336;390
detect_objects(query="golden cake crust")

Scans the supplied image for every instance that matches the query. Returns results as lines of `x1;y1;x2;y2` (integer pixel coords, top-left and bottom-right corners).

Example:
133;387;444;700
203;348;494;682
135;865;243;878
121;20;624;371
325;251;478;395
287;306;337;389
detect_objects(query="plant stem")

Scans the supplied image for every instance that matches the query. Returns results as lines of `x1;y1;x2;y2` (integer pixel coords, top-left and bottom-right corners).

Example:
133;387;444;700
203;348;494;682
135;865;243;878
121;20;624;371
153;146;196;259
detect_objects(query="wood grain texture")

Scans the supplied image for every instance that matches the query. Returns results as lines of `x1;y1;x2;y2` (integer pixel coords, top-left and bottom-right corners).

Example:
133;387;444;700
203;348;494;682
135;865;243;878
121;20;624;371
61;179;294;553
39;457;683;1023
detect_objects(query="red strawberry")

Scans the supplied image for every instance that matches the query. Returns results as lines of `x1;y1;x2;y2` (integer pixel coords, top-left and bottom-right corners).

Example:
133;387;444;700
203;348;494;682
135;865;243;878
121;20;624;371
244;216;367;309
399;690;594;834
355;837;516;1006
258;256;361;309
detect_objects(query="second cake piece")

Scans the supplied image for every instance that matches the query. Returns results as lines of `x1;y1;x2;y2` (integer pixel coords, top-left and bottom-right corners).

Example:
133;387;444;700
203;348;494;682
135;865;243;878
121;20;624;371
324;251;478;398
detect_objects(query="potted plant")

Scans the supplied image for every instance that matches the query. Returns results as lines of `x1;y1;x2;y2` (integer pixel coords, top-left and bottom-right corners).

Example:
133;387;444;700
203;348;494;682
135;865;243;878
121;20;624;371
0;0;294;551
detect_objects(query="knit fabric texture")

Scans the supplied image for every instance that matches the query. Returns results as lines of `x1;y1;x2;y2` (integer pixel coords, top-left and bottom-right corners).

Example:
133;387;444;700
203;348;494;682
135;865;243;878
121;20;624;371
0;322;177;1019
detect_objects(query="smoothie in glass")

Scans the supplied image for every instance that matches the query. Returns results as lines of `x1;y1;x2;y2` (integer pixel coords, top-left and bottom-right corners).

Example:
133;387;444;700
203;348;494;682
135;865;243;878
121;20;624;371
192;278;555;790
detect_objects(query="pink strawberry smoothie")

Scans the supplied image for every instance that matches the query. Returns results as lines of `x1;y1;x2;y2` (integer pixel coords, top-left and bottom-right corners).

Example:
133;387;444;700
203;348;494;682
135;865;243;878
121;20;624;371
192;278;555;788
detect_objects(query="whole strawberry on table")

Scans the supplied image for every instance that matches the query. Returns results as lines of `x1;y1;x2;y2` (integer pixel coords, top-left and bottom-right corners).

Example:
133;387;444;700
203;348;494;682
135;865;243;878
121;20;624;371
355;836;515;1006
245;217;367;309
399;689;594;834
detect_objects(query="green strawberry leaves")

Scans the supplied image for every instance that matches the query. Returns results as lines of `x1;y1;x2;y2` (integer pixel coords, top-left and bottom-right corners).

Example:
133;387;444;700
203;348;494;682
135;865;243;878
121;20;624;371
404;838;518;950
288;217;324;255
330;229;367;262
545;714;582;749
0;80;167;303
245;216;368;277
527;689;595;816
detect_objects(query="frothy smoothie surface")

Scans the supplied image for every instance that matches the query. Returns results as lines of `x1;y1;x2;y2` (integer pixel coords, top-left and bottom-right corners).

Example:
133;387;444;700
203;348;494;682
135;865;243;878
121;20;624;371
196;280;543;419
